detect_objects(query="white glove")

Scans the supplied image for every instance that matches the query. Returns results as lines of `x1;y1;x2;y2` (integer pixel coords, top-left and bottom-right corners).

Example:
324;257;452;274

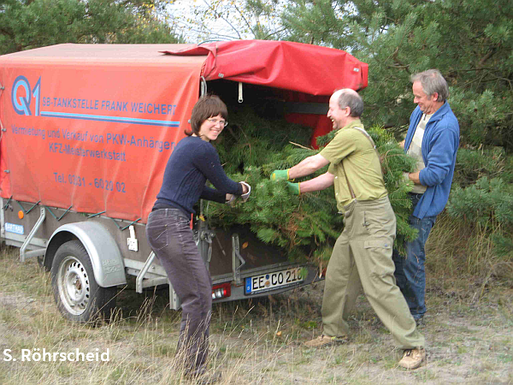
240;181;251;202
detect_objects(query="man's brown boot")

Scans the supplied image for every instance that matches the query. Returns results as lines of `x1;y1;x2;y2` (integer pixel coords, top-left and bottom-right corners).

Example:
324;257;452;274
398;347;426;369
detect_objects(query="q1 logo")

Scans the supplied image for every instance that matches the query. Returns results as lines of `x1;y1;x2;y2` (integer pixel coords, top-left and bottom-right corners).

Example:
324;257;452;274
11;76;41;116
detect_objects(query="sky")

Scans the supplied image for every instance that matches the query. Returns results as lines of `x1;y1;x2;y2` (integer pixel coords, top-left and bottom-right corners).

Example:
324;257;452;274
166;0;287;43
167;0;253;43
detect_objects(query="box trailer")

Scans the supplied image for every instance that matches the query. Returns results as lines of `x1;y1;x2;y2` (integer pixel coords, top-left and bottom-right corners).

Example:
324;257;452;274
0;40;368;322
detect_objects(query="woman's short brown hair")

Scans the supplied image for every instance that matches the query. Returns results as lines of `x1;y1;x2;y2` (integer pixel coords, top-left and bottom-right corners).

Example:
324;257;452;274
186;95;228;136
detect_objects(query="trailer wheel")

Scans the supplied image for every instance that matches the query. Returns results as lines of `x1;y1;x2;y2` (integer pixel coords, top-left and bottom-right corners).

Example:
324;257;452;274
51;240;116;323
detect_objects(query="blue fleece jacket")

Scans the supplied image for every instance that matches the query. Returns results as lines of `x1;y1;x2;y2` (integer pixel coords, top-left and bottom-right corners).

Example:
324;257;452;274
404;102;460;219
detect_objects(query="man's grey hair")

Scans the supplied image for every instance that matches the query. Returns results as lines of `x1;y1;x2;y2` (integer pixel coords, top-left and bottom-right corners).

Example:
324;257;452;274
336;89;364;117
411;69;449;102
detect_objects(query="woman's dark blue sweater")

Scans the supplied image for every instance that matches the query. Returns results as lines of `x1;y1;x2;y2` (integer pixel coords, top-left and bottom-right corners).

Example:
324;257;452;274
153;136;242;216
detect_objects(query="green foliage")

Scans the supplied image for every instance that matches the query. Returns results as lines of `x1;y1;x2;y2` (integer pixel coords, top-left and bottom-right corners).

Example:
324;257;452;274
446;142;513;261
447;177;513;257
492;233;513;259
449;89;512;149
215;106;313;172
207;115;418;265
448;177;512;225
449;146;513;258
454;147;510;187
0;0;181;55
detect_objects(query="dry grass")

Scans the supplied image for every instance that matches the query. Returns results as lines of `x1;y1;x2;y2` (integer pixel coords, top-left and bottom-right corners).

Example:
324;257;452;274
0;245;512;385
426;212;513;281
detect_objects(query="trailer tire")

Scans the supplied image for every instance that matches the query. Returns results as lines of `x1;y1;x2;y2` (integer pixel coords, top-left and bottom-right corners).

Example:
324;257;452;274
51;240;116;323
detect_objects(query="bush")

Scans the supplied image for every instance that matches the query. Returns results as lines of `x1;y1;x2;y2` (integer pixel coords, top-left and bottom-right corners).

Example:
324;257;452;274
447;176;513;259
453;147;509;188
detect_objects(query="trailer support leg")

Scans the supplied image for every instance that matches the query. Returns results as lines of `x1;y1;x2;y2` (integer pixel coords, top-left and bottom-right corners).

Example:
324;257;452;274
168;280;181;310
20;207;46;262
136;251;156;293
231;234;246;285
136;251;181;310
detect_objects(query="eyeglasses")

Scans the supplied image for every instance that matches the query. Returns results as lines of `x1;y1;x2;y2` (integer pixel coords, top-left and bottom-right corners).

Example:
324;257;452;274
207;118;228;127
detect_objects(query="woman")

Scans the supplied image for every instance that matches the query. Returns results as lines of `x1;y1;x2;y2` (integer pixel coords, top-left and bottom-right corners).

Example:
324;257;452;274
146;95;249;379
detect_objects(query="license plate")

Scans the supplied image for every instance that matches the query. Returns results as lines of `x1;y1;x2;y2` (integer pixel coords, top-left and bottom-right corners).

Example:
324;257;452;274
245;267;304;295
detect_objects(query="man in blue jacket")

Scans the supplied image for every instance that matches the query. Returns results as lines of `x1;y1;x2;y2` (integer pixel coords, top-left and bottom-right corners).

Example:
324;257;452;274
393;69;460;324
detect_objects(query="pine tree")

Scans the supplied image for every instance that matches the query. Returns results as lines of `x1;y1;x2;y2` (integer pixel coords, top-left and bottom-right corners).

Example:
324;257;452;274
0;0;181;55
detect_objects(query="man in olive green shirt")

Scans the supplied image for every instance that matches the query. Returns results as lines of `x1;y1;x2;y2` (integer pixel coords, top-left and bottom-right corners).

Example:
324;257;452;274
271;89;425;370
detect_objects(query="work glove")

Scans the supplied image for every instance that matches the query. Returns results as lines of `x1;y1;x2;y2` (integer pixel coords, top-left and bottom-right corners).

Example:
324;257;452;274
226;193;237;206
286;182;300;195
270;169;289;181
240;181;251;202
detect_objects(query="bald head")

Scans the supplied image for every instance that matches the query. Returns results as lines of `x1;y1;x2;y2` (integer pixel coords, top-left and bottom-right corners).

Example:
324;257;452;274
328;88;364;130
333;89;364;117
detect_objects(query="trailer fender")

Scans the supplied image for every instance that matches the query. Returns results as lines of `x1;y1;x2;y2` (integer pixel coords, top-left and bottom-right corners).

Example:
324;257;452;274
46;222;127;288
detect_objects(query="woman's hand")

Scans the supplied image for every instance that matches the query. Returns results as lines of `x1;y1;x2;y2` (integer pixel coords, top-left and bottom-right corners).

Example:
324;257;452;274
226;193;236;206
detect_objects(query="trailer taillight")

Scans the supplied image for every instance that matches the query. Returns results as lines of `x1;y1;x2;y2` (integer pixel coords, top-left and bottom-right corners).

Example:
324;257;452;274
212;283;231;300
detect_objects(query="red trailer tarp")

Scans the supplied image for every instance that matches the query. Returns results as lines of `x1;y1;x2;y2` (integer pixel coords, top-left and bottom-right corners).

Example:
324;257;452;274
0;42;368;222
162;40;368;94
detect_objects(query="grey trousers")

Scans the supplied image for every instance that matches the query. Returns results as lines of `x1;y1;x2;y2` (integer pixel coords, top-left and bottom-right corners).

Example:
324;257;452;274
146;208;212;374
322;196;425;349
